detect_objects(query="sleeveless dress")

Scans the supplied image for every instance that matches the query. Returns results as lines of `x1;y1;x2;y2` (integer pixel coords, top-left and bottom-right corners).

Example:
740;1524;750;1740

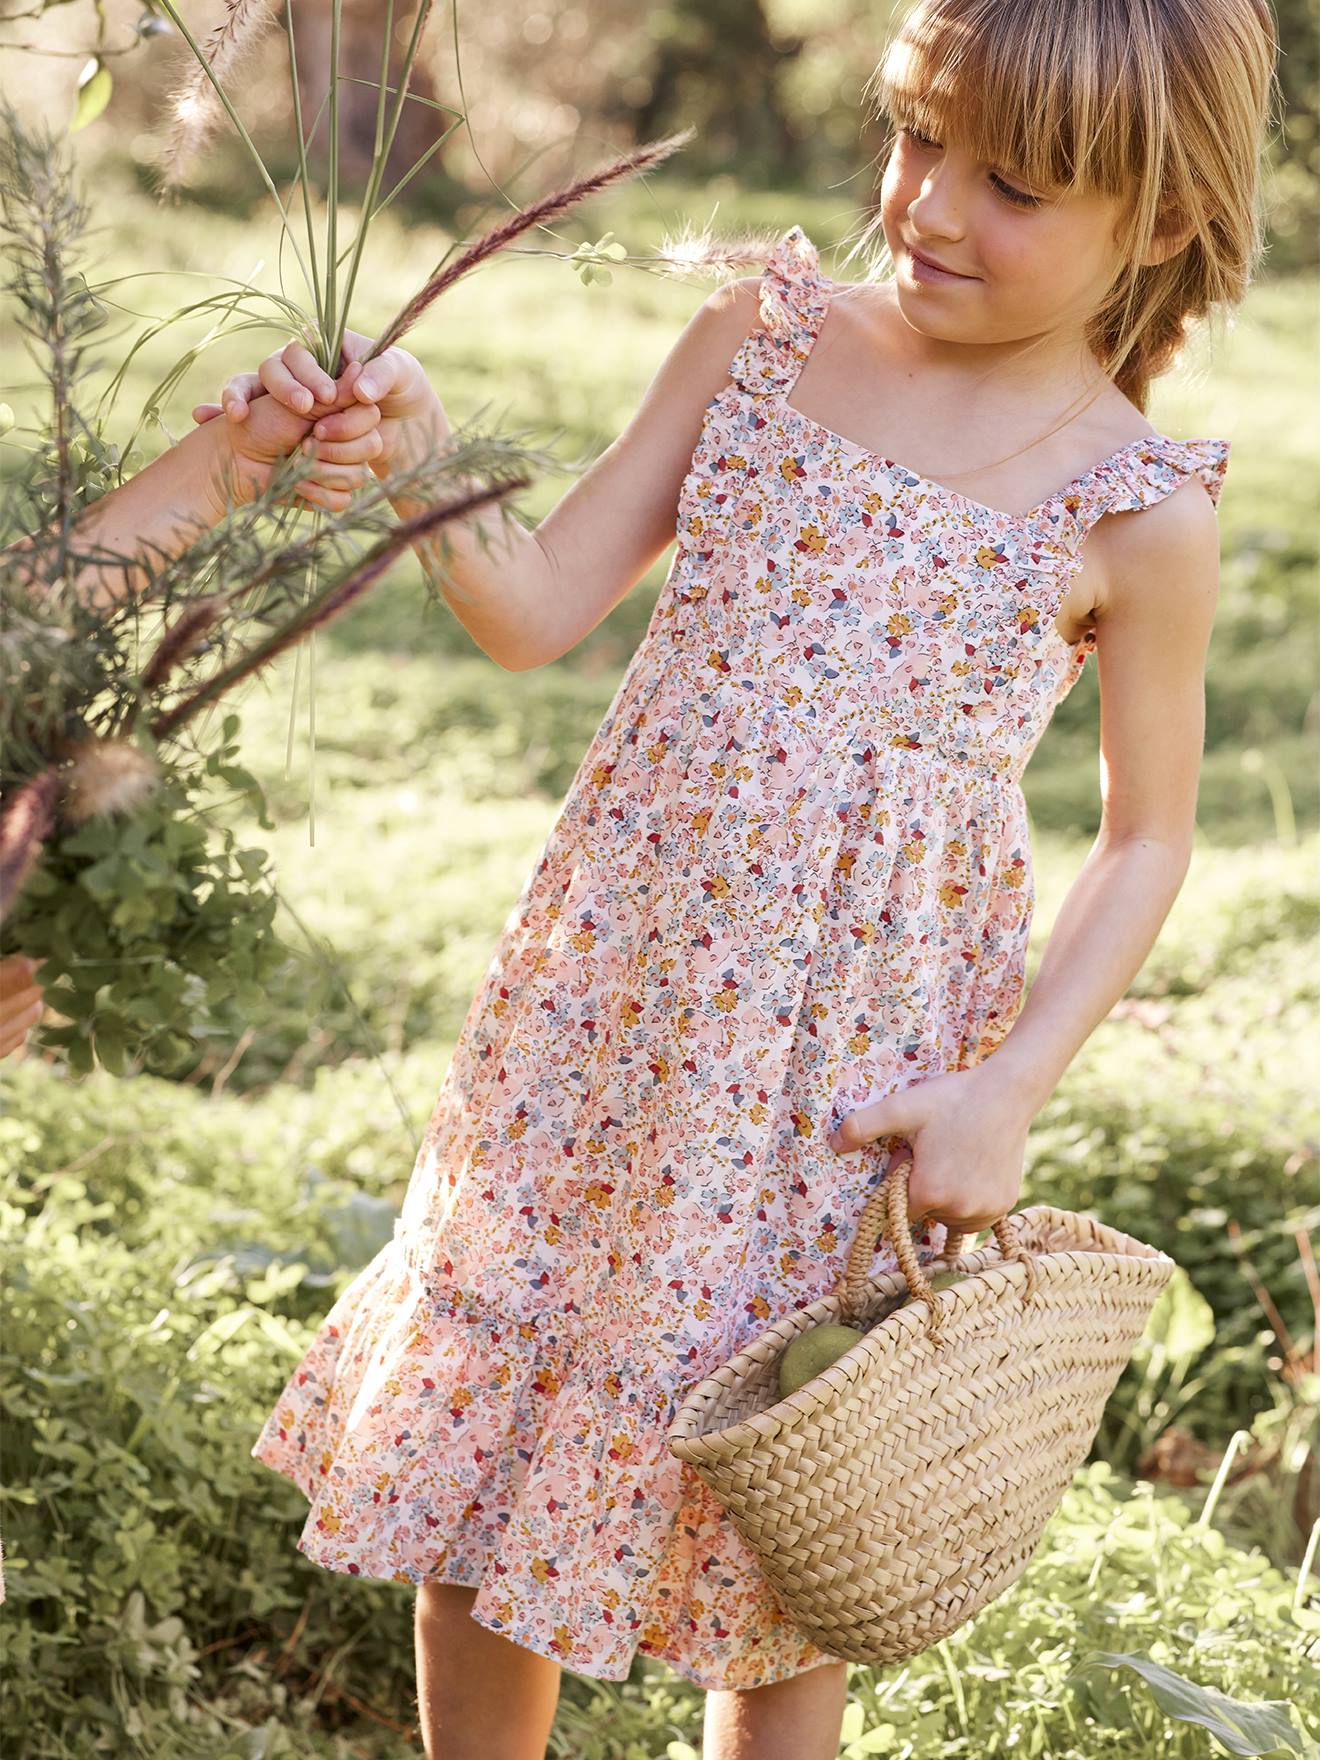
249;223;1230;1690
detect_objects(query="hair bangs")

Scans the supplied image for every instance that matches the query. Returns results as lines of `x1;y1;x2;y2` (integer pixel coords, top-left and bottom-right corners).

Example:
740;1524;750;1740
873;0;1148;199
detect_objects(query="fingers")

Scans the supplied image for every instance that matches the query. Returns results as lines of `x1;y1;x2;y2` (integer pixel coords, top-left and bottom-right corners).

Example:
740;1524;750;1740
350;348;404;406
288;480;363;514
259;342;335;417
219;371;264;423
285;457;376;514
192;402;223;425
310;400;383;462
0;955;44;1058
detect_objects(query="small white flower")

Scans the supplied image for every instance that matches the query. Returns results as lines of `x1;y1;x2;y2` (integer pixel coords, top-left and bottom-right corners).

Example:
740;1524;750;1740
60;737;160;824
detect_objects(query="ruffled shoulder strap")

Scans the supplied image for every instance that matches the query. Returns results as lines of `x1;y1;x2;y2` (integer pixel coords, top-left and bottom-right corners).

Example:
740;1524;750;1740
1058;434;1232;533
727;223;832;397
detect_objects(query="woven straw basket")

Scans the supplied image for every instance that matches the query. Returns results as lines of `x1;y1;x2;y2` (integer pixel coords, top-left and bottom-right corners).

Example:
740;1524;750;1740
667;1156;1176;1666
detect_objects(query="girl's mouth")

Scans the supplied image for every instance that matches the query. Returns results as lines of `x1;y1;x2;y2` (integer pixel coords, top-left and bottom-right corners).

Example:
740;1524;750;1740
904;243;978;284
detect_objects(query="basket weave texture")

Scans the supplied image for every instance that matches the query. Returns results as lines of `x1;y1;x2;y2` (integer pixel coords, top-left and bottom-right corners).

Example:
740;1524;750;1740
667;1158;1175;1665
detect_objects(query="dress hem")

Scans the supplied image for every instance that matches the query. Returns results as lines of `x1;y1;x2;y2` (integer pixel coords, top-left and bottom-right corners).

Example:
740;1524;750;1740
254;1440;850;1692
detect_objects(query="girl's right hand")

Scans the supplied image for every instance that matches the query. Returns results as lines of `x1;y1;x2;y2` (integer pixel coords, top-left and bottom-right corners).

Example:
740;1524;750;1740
0;954;45;1058
196;331;444;483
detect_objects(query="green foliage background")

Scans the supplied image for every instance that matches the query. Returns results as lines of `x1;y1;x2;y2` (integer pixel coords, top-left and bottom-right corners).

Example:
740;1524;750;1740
0;14;1317;1750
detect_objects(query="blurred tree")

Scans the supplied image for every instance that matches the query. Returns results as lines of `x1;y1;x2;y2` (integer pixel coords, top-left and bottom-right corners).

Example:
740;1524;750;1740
291;0;446;189
629;0;806;182
1266;0;1320;269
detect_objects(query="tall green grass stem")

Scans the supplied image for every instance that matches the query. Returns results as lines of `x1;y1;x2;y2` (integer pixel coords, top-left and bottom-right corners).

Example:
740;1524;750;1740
151;0;317;316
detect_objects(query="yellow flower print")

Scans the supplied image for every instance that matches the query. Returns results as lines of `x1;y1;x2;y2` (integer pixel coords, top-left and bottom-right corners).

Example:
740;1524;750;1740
551;1626;576;1657
790;1106;812;1137
815;1224;839;1255
886;609;914;638
620;996;642;1028
607;1432;638;1464
836;847;858;879
529;1557;560;1585
939;879;970;909
584;1179;615;1210
778;454;807;483
784;684;804;705
975;542;1007;568
319;1504;342;1535
791;585;813;608
847;1026;872;1054
704;873;731;902
507;1113;528;1141
746;1292;773;1321
1001;855;1027;888
794;522;826;554
714;981;739;1013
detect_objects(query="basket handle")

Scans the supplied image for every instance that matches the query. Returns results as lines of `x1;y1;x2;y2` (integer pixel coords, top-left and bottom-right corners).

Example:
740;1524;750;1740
833;1155;1040;1341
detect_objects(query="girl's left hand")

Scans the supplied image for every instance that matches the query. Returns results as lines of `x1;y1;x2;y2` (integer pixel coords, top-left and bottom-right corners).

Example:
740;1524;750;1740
827;1063;1033;1241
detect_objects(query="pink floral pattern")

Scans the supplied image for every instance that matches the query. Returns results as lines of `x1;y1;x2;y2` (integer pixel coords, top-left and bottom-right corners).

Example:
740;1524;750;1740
250;224;1229;1689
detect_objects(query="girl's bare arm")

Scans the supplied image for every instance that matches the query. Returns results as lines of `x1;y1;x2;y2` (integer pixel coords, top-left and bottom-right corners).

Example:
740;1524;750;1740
409;277;763;671
982;481;1223;1113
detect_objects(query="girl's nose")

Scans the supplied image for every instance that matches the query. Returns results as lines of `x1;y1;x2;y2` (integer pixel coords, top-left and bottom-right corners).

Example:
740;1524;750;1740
907;163;969;242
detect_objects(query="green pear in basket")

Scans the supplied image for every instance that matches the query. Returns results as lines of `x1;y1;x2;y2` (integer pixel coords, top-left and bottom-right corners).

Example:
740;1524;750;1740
777;1323;867;1398
924;1267;970;1293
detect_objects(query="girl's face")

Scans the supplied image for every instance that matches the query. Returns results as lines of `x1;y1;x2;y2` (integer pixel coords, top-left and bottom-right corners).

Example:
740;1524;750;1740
878;121;1128;358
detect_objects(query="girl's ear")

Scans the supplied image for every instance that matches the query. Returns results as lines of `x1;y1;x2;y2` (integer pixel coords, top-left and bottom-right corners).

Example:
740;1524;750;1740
1140;209;1198;268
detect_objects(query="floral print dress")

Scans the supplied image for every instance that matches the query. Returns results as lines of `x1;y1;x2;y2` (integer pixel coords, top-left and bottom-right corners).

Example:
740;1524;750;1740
249;224;1230;1690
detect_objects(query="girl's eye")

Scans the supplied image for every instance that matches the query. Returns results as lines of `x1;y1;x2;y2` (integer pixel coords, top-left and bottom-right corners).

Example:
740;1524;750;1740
991;175;1041;209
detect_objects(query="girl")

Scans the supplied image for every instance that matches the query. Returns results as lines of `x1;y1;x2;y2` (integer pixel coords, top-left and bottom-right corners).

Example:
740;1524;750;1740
205;1;1275;1755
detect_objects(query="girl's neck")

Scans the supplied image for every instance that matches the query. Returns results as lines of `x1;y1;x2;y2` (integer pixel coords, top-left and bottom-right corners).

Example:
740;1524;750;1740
886;298;1113;417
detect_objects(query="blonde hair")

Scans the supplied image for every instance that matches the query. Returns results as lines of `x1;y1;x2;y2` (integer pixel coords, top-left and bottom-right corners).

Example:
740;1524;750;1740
842;0;1280;411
